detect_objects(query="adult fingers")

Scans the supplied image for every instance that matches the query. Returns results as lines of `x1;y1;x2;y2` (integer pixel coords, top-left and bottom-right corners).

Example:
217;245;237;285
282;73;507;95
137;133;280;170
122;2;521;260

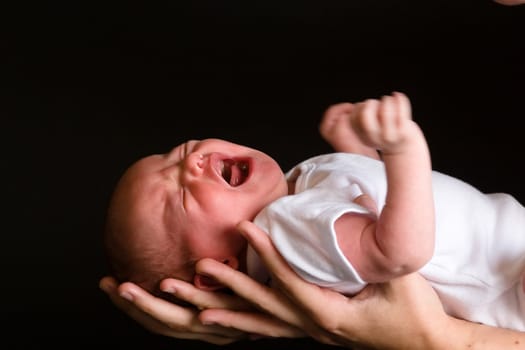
117;281;244;337
159;278;253;311
99;276;244;343
234;221;353;333
100;277;192;337
200;308;306;339
160;277;305;340
494;0;525;5
195;258;305;328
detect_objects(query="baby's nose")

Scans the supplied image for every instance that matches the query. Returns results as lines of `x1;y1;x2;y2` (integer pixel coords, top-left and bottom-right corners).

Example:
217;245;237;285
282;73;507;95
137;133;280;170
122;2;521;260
185;152;204;176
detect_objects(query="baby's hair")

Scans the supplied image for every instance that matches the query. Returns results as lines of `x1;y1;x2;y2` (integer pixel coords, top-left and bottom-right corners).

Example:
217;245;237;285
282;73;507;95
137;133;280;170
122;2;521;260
103;209;195;302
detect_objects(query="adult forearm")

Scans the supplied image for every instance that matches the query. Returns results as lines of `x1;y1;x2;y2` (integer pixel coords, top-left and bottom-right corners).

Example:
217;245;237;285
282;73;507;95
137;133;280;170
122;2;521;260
428;317;525;350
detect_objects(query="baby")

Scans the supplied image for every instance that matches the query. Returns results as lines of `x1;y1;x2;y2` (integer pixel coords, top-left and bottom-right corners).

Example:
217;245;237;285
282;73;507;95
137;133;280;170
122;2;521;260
104;92;525;331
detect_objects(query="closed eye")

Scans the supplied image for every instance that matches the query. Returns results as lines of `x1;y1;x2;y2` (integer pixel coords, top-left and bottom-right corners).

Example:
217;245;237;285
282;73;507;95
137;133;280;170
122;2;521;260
180;187;187;213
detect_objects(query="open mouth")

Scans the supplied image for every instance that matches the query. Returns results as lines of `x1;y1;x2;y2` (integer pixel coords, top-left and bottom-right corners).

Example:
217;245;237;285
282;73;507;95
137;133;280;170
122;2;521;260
221;159;249;187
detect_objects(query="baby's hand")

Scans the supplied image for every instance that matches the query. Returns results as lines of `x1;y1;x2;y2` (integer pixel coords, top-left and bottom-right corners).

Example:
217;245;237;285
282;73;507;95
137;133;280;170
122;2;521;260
350;92;415;155
319;102;381;158
319;102;357;152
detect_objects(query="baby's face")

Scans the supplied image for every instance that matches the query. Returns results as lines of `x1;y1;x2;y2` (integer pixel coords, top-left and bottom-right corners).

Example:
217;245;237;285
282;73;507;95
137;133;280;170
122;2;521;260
113;138;288;272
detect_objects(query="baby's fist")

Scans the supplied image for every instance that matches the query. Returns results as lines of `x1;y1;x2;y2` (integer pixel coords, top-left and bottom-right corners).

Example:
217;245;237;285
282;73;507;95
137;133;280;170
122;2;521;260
350;92;414;154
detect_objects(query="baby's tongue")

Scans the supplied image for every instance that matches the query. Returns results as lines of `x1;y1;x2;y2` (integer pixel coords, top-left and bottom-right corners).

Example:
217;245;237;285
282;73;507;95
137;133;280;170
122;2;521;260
229;163;243;186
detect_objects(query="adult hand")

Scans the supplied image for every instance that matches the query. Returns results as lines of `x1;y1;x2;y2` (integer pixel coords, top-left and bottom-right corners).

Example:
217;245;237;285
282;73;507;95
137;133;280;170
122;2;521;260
99;275;304;345
196;221;525;349
193;221;449;349
493;0;525;5
99;276;248;344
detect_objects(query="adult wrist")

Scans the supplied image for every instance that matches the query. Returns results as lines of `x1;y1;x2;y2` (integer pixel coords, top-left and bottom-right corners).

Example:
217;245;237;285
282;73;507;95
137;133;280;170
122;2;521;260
412;314;461;350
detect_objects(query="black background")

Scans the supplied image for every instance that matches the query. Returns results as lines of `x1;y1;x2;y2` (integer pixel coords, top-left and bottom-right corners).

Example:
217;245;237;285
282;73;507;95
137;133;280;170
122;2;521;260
3;0;524;348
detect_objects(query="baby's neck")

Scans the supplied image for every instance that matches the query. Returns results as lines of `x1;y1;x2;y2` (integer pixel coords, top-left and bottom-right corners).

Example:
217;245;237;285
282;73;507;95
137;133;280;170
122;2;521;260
239;180;296;277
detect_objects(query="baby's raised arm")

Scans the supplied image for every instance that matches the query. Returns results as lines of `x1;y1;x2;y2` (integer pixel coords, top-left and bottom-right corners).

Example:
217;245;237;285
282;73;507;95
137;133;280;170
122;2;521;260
337;92;435;283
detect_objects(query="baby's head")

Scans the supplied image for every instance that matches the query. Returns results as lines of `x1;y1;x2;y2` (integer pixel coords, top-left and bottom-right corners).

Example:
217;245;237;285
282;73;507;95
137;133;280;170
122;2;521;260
104;138;288;297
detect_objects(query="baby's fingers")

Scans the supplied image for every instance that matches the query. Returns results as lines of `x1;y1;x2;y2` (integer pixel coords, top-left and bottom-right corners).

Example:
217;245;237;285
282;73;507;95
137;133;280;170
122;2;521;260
350;99;380;146
377;94;401;143
319;103;353;135
392;91;411;123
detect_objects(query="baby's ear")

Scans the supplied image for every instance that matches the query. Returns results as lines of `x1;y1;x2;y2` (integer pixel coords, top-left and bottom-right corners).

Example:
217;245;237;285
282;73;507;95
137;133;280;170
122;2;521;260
193;256;239;291
193;274;225;291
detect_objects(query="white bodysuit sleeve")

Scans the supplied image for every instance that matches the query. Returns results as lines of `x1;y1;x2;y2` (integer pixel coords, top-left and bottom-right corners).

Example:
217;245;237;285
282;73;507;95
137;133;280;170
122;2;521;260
250;185;373;295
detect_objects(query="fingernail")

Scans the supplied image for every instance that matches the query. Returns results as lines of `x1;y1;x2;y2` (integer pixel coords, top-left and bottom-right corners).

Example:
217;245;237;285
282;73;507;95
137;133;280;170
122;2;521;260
161;286;175;294
119;291;134;301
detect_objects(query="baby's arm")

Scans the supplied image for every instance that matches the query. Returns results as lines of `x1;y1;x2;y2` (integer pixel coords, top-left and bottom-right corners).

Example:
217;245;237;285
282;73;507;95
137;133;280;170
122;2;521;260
337;92;435;283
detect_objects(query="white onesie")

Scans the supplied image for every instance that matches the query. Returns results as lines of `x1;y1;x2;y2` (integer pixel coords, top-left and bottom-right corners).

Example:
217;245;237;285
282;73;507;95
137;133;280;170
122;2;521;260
247;153;525;331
